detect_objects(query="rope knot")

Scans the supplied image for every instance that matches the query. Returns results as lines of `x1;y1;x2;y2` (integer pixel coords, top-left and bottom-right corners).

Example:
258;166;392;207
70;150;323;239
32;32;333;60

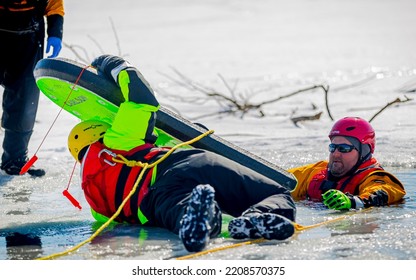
112;154;146;167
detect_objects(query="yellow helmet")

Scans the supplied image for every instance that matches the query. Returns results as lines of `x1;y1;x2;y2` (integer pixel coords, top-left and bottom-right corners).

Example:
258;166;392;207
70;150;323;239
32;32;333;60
68;120;111;161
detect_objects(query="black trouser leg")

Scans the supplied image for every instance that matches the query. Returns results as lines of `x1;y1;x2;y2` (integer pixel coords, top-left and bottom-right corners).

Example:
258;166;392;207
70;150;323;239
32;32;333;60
141;150;296;235
1;74;39;165
1;129;33;165
176;151;297;221
1;31;43;165
143;181;222;236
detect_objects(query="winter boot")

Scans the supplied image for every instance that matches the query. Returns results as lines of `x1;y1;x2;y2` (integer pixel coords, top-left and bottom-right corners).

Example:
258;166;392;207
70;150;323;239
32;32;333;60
179;184;220;252
250;213;295;240
0;157;46;177
229;212;295;241
228;216;262;239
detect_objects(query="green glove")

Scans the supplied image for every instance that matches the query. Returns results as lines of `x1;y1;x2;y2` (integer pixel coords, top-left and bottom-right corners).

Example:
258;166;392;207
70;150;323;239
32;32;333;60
322;189;352;210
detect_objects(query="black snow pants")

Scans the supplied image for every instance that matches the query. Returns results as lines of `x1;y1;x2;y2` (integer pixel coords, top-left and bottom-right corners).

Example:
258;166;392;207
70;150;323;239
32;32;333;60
141;149;296;234
0;25;44;165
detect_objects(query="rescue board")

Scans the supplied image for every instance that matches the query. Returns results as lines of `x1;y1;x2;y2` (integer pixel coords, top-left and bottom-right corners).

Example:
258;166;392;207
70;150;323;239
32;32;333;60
33;57;297;190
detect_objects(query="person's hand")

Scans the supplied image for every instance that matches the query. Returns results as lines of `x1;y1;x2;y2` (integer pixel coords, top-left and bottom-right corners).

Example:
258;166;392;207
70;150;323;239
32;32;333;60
46;37;62;58
91;55;132;83
322;189;352;210
364;190;388;207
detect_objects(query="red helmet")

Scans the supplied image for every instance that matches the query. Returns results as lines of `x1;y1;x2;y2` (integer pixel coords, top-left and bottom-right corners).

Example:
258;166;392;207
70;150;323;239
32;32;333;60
328;117;376;153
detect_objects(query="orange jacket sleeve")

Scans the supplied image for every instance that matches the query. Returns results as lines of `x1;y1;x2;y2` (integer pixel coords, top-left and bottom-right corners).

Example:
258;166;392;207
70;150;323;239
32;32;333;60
45;0;65;17
288;161;328;201
357;171;406;204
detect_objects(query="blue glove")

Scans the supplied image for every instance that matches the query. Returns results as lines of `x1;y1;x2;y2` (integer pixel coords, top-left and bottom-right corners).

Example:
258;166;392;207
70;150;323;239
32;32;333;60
322;189;353;210
46;37;62;58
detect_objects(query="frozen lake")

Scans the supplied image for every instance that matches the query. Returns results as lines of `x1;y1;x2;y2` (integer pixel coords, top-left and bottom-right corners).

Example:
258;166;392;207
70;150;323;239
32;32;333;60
0;169;415;260
1;0;415;267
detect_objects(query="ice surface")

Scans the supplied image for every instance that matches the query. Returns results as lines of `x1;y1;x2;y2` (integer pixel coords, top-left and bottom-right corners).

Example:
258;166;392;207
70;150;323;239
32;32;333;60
1;0;415;262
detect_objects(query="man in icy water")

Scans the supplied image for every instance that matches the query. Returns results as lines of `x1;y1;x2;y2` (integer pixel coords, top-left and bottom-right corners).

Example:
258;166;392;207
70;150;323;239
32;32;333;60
67;55;296;252
289;117;405;209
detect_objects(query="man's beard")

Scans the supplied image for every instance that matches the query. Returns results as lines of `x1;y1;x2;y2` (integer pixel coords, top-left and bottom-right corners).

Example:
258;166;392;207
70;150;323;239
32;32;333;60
329;160;345;177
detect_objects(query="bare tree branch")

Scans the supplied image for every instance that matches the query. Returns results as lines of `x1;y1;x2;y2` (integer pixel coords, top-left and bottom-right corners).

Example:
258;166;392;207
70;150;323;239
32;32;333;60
291;111;323;127
323;84;333;120
109;17;123;56
87;34;105;55
159;68;331;119
259;85;326;106
63;30;411;126
62;42;90;64
218;73;239;100
63;17;127;63
369;95;413;122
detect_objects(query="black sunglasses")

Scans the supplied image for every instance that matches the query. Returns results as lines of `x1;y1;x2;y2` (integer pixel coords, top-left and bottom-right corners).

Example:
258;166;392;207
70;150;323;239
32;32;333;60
328;143;356;153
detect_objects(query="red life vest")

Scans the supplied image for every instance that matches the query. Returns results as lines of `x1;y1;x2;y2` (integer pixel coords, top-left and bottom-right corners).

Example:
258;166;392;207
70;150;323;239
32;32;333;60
81;141;168;224
307;158;383;201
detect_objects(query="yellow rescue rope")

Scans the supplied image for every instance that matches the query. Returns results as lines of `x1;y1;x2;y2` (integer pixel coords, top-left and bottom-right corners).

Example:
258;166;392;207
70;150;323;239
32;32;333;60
36;129;215;260
37;127;371;260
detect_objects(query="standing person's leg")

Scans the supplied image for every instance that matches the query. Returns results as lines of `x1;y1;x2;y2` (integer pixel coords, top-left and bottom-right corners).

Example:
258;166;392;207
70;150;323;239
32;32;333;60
0;32;45;176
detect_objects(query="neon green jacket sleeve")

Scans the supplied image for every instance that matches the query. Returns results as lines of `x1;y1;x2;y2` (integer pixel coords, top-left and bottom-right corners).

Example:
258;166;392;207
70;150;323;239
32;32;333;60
103;69;159;150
